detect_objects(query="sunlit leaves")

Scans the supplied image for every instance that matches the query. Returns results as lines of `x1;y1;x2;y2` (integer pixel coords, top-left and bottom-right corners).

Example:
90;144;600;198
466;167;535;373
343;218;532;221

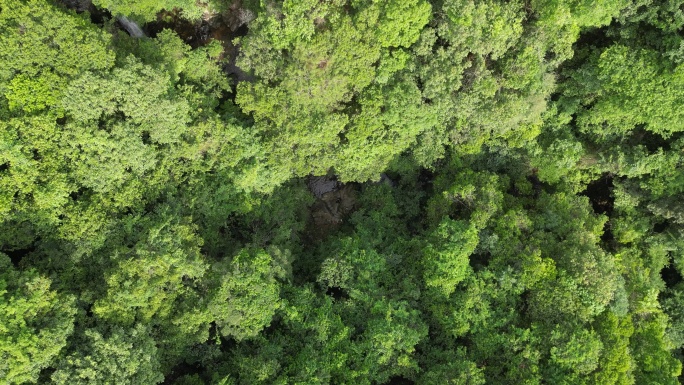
92;0;202;22
209;248;285;341
51;325;164;385
422;218;478;296
0;254;76;384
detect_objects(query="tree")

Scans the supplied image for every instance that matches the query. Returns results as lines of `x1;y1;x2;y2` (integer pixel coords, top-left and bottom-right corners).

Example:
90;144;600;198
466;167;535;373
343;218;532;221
234;0;432;182
631;313;682;385
92;0;202;22
0;0;115;249
0;253;76;384
3;0;684;382
209;248;287;341
421;218;478;297
567;45;684;139
92;217;207;326
417;347;486;385
591;311;635;385
0;0;114;90
51;325;164;385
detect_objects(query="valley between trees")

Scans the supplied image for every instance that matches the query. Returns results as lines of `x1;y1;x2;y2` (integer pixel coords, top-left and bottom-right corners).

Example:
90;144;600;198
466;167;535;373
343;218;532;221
2;0;684;384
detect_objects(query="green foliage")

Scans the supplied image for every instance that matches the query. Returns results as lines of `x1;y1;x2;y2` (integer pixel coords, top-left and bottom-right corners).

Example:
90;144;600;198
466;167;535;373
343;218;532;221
92;0;202;22
567;45;684;139
631;313;682;384
0;254;76;384
363;0;432;49
3;0;684;383
549;327;603;375
209;248;287;340
336;75;438;181
422;218;478;296
531;0;628;28
442;0;524;59
418;347;486;385
51;325;164;385
592;312;635;385
357;299;428;382
235;0;432;181
93;218;207;327
0;0;114;86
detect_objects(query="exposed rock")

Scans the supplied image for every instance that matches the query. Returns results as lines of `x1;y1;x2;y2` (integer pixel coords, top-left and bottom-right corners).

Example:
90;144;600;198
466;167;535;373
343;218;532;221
305;174;358;241
222;1;255;31
118;16;145;38
308;175;339;199
308;184;357;240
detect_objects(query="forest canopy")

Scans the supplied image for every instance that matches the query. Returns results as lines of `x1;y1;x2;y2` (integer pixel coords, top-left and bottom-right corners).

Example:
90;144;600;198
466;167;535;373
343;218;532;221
2;0;684;384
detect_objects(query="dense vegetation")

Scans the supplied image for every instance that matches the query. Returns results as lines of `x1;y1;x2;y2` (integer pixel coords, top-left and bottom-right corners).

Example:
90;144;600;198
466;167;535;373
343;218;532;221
2;0;684;383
